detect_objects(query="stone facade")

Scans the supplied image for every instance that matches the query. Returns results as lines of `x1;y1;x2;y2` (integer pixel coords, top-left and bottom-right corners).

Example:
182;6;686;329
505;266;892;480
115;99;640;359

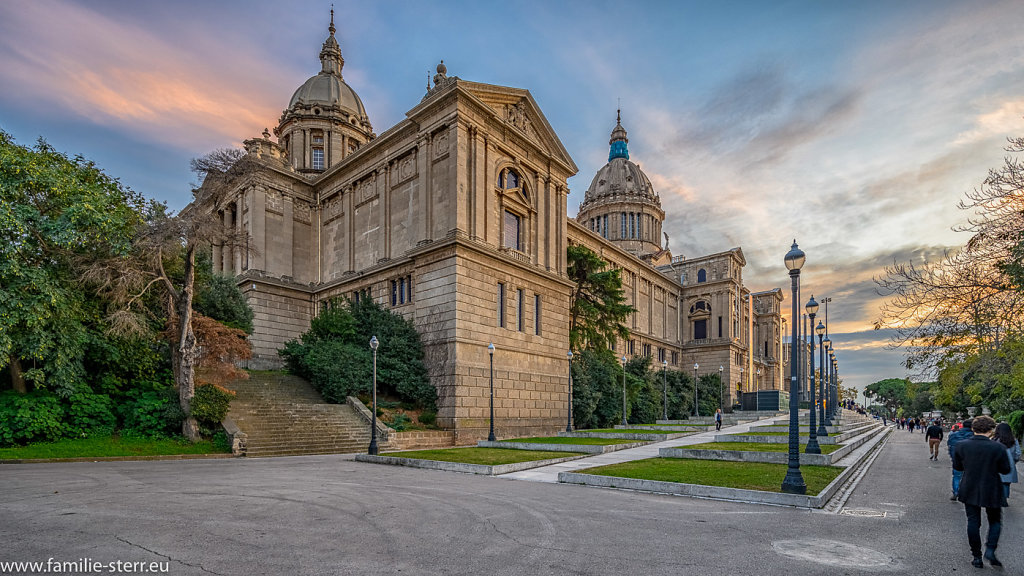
200;16;784;440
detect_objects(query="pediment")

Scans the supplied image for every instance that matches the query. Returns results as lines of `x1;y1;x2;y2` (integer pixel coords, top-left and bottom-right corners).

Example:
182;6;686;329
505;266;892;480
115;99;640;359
458;81;578;175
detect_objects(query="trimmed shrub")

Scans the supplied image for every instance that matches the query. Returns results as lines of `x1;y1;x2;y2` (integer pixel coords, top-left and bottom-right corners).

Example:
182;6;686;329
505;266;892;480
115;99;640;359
0;390;68;446
191;384;235;435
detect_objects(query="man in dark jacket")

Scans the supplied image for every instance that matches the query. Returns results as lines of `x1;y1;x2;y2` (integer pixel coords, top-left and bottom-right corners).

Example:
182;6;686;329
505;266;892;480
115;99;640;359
926;421;944;460
953;415;1012;568
948;418;974;500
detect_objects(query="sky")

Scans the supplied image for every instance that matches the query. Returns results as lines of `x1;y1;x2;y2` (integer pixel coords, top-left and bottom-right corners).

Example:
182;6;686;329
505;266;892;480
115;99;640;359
2;0;1023;401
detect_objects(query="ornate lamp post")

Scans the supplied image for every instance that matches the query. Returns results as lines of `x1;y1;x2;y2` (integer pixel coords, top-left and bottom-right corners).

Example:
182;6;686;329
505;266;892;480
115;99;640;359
739;367;745;406
822;337;832;426
832;355;839;420
566;350;574;432
368;336;380;455
781;240;806;495
718;365;724;411
827;348;836;425
662;360;669;421
692;362;700;417
816;321;828;437
621;355;628;426
756;368;761;411
488;343;496;442
804;296;821;455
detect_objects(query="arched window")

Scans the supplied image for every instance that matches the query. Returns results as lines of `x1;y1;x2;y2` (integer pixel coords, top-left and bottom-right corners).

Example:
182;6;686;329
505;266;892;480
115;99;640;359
497;167;528;251
697;268;707;283
496;168;527;202
311;129;325;170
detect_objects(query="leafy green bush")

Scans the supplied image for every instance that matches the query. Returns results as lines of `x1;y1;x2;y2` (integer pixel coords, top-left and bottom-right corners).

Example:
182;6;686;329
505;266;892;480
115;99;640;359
0;390;68;446
119;387;182;437
1008;410;1024;441
66;392;116;437
191;384;235;435
418;410;437;426
194;274;254;334
211;430;233;453
386;413;412;431
280;300;436;409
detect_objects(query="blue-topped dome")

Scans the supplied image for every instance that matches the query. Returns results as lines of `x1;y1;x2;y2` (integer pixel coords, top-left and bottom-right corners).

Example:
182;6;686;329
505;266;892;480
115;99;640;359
608;109;629;161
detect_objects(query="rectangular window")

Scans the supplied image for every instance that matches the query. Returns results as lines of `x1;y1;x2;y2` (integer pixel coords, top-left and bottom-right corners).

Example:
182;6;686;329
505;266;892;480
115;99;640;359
498;282;506;327
517;288;525;332
602;215;608;239
629;340;635;355
312;147;324;170
658;348;666;363
718;316;723;338
621;213;627;238
610;340;616;352
534;294;542;335
391;280;398;306
407;275;413;303
353;290;361;304
503;210;521;251
399;277;406;304
672;351;679;365
629;213;635;238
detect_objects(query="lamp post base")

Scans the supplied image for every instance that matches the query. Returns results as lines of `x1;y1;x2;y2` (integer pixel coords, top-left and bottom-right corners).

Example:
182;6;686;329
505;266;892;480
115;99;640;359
781;471;807;494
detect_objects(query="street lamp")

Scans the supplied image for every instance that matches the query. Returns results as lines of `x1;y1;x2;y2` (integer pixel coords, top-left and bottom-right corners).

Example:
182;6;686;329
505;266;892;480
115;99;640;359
662;360;669;421
739;367;745;410
816;320;828;437
566;350;574;432
718;365;724;411
693;362;700;417
826;347;836;426
488;343;496;442
756;368;762;411
621;355;628;426
781;240;806;495
804;296;821;455
822;336;832;426
368;336;380;455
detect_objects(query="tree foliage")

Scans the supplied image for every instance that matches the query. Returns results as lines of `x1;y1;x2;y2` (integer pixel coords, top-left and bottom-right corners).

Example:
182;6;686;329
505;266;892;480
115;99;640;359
0;131;146;395
280;299;436;409
567;244;634;352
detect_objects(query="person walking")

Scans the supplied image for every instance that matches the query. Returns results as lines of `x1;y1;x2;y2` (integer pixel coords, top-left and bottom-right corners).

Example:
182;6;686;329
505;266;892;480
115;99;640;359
993;422;1021;500
908;418;915;434
948;418;975;500
714;408;722;432
926;420;944;460
953;415;1012;568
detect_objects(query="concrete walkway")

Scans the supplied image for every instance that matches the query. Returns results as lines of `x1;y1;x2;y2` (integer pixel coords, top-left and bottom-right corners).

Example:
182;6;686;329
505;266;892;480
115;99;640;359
500;414;784;482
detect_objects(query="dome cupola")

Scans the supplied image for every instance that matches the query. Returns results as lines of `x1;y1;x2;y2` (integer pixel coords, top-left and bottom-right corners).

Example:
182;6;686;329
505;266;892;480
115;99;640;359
275;9;375;173
577;111;667;259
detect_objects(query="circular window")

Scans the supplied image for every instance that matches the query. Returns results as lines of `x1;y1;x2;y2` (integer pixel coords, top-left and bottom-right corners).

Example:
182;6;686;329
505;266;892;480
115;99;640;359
314;108;321;115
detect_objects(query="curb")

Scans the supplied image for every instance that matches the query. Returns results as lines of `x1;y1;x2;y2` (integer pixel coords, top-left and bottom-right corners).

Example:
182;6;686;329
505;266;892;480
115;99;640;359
355;452;589;475
0;453;236;464
558;431;695;441
477;440;648;454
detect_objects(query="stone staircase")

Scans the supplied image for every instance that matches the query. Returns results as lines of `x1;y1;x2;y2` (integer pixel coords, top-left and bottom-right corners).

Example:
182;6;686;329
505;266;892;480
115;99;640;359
226;372;372;457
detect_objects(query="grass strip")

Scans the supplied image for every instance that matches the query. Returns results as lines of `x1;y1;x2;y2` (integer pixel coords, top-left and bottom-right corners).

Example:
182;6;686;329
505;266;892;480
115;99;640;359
583;428;686;434
680;442;842;454
383;447;582;465
501;437;636;445
578;457;842;494
0;436;229;460
729;432;813;436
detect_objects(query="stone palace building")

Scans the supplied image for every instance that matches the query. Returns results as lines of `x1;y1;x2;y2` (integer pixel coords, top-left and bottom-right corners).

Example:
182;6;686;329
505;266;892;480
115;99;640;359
208;15;785;439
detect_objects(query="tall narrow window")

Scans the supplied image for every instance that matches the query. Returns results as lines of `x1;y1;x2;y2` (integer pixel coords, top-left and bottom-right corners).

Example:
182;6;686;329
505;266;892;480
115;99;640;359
697;269;707;283
503;210;521;251
621;213;627;238
517;288;525;332
391;280;398;306
399;277;406;304
602;215;609;238
718;316;723;338
406;275;413;303
637;213;642;239
498;283;506;327
311;130;325;170
534;294;542;335
629;213;635;238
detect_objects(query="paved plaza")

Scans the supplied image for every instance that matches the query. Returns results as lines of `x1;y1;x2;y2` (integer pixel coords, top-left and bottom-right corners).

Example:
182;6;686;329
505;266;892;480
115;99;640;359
1;429;1020;575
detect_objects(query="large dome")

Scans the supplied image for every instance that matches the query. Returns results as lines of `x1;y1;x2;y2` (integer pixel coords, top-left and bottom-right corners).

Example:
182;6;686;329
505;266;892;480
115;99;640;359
581;112;660;210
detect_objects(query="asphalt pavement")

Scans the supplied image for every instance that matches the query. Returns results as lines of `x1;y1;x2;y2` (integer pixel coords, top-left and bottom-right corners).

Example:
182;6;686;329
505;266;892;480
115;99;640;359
0;425;1019;575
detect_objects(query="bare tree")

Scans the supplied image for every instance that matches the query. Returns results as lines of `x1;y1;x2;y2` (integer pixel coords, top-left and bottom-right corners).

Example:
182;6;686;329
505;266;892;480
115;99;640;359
87;147;256;440
876;136;1024;374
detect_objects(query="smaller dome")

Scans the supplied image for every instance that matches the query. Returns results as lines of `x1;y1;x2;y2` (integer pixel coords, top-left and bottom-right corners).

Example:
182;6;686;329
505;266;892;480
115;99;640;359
288;74;368;119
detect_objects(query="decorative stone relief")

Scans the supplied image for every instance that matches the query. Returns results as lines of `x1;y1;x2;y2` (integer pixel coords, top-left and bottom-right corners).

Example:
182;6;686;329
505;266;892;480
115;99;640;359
398;150;417;183
505;101;531;132
356;174;378;205
324;196;343;222
266;190;283;214
294;202;311;224
434;132;449;159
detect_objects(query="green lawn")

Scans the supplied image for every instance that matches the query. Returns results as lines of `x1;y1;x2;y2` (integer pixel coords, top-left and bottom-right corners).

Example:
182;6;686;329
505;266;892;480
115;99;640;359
383;447;582;465
680;442;842;454
730;431;814;436
578;458;843;494
583;428;686;434
502;437;638;445
0;436;230;460
633;423;709;427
